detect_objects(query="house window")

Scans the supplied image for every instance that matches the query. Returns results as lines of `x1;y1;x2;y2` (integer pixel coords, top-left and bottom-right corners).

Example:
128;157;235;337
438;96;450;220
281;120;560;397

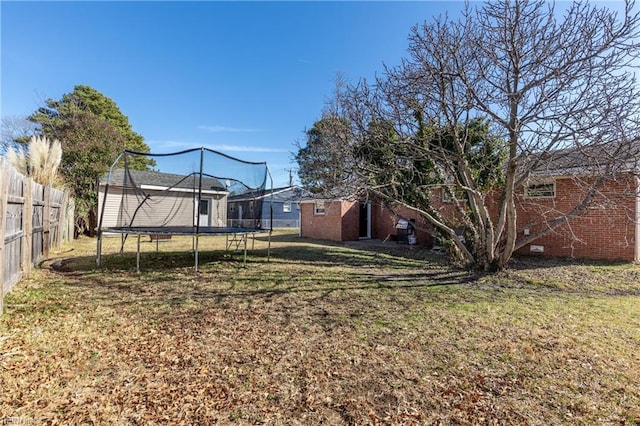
199;199;209;215
314;201;325;215
283;201;292;213
441;186;453;203
525;181;556;198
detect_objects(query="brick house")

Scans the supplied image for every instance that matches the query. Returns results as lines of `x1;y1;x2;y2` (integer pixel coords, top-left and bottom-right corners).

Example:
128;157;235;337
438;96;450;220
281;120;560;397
300;144;640;262
299;199;433;246
511;168;639;262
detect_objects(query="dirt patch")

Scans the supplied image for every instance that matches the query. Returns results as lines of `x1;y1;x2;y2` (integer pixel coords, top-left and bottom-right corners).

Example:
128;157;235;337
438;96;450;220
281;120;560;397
46;259;75;273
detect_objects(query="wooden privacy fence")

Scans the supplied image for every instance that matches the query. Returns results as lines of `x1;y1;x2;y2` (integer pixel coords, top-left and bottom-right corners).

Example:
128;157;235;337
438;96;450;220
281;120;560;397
0;158;74;314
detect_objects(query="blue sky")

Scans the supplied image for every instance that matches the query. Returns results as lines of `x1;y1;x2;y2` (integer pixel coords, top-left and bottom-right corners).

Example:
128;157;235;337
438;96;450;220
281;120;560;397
2;1;633;187
1;1;466;187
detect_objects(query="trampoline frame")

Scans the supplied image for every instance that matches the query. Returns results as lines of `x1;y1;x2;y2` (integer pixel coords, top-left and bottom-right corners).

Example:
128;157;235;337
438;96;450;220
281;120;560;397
96;147;273;272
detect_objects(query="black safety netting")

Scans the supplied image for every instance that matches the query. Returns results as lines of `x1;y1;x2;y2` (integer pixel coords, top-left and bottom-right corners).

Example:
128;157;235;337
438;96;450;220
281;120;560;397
97;148;271;234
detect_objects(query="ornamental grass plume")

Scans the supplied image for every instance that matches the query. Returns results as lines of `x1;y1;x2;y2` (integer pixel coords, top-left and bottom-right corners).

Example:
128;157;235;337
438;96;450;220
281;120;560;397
6;145;27;174
6;135;62;185
29;135;62;185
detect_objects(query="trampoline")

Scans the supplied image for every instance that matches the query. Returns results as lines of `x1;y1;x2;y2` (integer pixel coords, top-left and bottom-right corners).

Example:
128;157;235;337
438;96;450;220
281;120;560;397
96;147;273;271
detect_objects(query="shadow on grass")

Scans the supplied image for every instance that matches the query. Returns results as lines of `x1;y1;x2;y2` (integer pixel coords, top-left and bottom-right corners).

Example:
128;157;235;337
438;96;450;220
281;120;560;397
51;265;479;326
40;233;640;326
65;238;448;273
43;237;481;319
252;231;304;244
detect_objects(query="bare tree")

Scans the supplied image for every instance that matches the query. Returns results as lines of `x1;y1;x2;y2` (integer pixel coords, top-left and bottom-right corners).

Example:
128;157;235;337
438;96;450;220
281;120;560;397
314;0;640;270
1;115;38;153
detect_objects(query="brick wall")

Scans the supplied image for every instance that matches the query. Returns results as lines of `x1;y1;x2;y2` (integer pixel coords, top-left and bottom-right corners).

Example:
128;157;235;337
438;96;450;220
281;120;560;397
299;175;638;261
301;200;434;246
513;175;638;261
300;200;351;242
372;205;396;241
427;178;637;261
341;202;360;241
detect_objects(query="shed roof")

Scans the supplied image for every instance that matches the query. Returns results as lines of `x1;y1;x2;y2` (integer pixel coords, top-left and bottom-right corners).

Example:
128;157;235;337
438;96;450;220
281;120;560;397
228;186;309;202
102;169;226;191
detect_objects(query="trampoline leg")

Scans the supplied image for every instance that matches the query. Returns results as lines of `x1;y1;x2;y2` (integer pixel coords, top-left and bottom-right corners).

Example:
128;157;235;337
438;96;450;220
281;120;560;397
195;234;199;272
267;230;272;262
136;233;141;273
97;233;102;267
243;232;248;267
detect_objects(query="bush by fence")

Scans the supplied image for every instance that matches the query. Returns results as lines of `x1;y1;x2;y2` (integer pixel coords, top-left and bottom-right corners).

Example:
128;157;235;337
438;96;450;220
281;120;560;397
0;158;74;314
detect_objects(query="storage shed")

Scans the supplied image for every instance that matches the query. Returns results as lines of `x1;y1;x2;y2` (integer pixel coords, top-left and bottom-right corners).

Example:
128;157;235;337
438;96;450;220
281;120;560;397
98;169;228;231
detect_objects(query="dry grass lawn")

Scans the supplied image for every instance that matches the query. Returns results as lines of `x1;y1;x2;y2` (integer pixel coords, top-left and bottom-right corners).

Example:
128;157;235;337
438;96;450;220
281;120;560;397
1;230;639;425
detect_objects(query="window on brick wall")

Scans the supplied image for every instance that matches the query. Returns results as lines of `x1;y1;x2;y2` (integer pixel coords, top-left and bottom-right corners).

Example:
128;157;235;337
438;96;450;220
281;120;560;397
441;186;454;203
525;180;556;198
314;201;325;215
440;172;457;203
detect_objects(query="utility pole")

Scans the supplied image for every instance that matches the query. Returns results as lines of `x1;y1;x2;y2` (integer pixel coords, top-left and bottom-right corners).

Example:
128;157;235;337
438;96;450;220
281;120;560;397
285;168;294;186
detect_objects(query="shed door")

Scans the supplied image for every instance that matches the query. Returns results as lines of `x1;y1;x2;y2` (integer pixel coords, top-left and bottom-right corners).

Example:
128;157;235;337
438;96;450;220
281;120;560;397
198;198;211;227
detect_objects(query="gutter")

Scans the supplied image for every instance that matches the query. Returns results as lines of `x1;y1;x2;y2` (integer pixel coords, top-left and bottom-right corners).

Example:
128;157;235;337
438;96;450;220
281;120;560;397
139;184;227;196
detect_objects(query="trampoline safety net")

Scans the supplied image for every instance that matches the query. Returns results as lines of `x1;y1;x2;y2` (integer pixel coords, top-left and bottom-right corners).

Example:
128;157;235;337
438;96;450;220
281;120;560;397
98;148;272;234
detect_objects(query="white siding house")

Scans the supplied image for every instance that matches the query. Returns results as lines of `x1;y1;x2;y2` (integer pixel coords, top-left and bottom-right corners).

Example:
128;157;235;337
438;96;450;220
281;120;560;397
98;169;228;230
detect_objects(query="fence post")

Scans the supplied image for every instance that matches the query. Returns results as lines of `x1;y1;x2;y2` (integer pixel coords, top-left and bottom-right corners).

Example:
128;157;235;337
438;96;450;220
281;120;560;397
43;185;51;259
22;177;33;279
59;190;69;247
0;161;10;315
